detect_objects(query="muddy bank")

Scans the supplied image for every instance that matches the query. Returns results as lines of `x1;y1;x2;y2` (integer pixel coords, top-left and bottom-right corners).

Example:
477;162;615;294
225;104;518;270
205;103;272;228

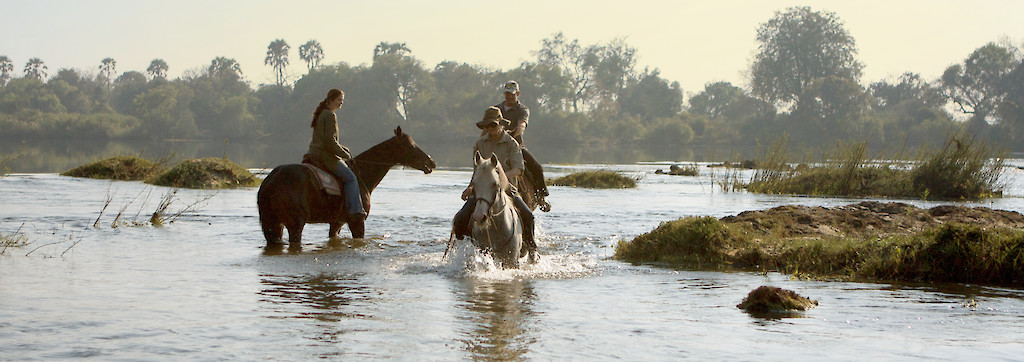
721;201;1024;238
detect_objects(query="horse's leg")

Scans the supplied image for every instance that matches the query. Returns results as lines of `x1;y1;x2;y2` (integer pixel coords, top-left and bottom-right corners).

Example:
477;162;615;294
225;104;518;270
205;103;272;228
348;215;365;239
262;220;284;246
285;221;304;245
329;222;346;239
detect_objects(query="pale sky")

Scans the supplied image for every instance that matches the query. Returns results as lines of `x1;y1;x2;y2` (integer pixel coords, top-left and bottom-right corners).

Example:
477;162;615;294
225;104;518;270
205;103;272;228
2;0;1021;97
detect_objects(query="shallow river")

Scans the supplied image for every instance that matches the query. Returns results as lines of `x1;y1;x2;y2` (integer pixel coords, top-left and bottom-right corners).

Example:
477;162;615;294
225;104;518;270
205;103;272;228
2;162;1024;360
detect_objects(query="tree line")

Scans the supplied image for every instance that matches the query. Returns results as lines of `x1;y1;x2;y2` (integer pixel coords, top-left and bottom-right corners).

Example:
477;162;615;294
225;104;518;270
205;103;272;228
1;6;1022;152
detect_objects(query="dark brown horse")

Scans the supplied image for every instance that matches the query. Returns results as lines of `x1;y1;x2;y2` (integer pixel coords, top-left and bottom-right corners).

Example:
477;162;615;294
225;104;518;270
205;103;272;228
257;127;436;246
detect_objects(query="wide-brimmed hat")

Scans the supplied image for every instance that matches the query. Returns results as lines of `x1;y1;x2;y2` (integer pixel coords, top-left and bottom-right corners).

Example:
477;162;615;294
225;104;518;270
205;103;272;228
503;80;520;94
475;106;510;129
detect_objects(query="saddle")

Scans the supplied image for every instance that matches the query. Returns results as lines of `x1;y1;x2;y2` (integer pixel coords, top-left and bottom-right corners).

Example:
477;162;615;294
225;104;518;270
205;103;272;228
301;155;343;196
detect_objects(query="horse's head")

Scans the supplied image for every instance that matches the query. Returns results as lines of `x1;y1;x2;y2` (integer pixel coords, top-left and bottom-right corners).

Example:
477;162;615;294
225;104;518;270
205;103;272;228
471;151;510;224
388;126;436;174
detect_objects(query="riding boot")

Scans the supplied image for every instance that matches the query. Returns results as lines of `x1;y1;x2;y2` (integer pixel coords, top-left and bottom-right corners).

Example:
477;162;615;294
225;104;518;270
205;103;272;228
348;212;366;239
452;198;474;240
511;194;537;257
522;149;549;197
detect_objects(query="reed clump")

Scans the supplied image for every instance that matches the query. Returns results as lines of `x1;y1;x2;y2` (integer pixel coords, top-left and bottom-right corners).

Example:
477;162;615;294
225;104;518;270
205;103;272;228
61;155;167;181
614;203;1024;287
147;157;259;189
549;170;638;189
741;132;1004;200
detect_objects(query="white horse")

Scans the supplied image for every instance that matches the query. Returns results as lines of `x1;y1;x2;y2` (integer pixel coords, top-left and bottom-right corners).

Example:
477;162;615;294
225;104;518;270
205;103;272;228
468;151;524;268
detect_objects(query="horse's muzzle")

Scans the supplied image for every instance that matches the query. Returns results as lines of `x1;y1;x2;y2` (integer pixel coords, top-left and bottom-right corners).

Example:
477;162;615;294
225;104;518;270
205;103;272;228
421;157;437;174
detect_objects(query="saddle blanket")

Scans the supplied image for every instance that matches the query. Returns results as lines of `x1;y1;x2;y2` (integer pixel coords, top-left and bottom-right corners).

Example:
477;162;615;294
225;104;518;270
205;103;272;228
301;163;343;196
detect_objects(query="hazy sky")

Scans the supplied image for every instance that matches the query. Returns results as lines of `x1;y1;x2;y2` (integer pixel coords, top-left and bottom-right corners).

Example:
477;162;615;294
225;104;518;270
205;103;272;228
2;0;1021;96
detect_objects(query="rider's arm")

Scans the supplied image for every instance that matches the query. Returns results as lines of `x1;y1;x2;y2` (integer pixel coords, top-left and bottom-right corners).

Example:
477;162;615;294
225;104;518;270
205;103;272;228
320;112;352;159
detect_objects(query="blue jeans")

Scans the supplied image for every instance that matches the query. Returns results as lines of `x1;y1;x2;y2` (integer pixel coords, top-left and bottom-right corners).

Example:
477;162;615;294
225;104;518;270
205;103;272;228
333;160;363;215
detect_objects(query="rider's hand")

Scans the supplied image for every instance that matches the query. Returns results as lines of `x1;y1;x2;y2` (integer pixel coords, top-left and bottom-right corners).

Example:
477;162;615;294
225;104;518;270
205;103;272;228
461;186;473;200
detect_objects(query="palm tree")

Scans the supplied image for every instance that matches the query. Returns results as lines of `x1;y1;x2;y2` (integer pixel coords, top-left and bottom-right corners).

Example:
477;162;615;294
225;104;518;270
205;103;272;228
265;39;289;86
99;57;117;86
23;58;47;80
0;56;13;86
208;57;243;80
298;40;324;72
147;58;169;79
373;42;410;60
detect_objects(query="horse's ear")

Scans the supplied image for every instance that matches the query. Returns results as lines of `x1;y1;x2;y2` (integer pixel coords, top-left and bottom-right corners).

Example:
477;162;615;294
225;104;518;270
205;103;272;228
394;126;403;136
474;150;483;165
489;153;499;166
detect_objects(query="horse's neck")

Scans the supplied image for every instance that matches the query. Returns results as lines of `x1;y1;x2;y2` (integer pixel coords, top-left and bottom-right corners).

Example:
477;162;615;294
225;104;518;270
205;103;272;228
351;141;396;194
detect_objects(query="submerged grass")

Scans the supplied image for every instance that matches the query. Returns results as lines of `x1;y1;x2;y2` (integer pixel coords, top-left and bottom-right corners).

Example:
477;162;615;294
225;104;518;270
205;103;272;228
147;157;260;189
549;170;638;189
615;216;1024;287
740;131;1004;200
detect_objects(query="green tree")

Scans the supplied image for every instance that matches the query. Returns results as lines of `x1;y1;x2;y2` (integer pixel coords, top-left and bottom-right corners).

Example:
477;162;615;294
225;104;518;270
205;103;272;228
298;40;324;71
619;69;682;119
870;72;945;110
133;82;197;138
689;81;775;130
592;38;638;110
0;77;65;113
535;32;599;113
112;71;149;115
940;42;1016;126
265;39;290;86
48;68;92;113
147;59;169;79
98;57;117;86
750;6;862;107
208;57;243;81
23;58;47;80
371;42;428;122
789;75;876;144
0;56;13;86
502;62;571;113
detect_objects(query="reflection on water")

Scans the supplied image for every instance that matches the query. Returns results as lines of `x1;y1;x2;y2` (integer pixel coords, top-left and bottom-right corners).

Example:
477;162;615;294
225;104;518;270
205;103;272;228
258;272;374;323
454;278;537;360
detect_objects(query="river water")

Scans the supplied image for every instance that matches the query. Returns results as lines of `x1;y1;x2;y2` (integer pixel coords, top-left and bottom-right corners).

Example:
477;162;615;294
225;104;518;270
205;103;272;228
2;162;1024;360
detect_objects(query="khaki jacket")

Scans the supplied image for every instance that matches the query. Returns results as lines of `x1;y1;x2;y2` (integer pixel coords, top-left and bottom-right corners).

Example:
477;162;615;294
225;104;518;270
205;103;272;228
474;132;524;172
305;110;351;169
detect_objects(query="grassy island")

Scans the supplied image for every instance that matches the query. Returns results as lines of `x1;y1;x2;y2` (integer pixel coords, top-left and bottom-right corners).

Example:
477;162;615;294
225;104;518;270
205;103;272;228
147;157;260;189
615;201;1024;288
549;170;638;189
61;155;165;181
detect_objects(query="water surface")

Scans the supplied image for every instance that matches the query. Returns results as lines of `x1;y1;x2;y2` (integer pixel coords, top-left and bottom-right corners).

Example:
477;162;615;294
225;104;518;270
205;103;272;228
2;163;1023;360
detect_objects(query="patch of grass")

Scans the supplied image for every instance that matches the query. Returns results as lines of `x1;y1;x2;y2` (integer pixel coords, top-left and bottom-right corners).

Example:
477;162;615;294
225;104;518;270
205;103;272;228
743;132;1004;200
61;155;167;181
614;217;1024;288
148;157;259;189
737;286;818;313
910;132;1004;199
548;170;637;189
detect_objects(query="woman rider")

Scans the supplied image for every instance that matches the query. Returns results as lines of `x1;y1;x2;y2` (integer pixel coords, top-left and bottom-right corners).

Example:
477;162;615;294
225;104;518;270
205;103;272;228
304;88;366;236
